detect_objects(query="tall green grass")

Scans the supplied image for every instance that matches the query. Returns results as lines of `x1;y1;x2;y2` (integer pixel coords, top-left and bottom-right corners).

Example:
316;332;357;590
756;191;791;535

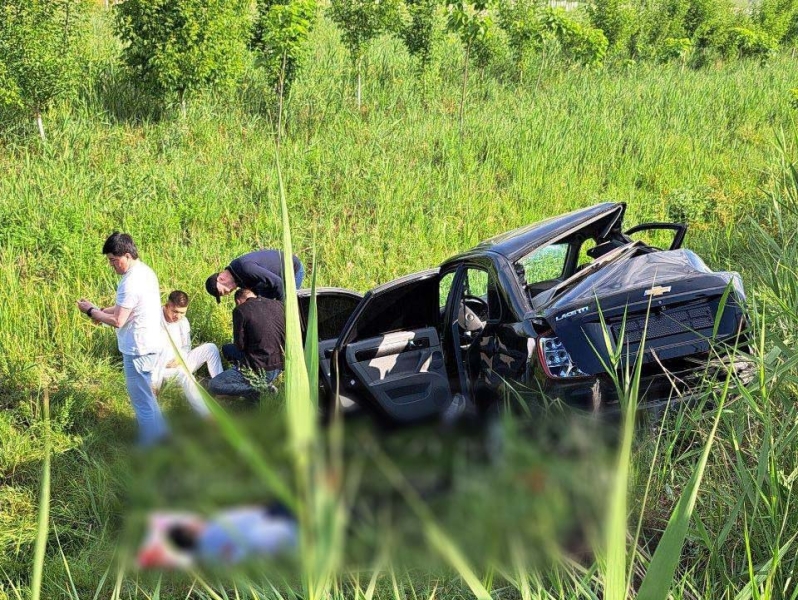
3;6;798;600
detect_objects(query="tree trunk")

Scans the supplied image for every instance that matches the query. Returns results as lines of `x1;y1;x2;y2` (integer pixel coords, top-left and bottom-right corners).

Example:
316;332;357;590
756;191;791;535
534;46;547;95
277;51;287;148
459;42;471;139
356;56;362;110
36;110;46;142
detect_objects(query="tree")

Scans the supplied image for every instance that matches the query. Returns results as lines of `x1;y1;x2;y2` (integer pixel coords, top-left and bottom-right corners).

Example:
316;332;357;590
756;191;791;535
398;0;442;73
497;0;546;79
0;0;88;141
446;0;497;134
115;0;251;111
542;8;609;67
252;0;318;95
328;0;405;108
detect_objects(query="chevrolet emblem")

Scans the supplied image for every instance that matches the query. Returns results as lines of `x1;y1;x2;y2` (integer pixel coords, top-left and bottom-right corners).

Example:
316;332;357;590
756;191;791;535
644;285;672;297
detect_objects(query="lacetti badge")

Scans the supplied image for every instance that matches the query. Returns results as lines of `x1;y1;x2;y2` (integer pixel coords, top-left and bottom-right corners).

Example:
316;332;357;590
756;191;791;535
644;285;672;297
555;306;589;321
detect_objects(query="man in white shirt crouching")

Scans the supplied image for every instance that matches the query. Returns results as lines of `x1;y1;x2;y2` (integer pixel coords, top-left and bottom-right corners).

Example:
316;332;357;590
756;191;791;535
158;290;223;418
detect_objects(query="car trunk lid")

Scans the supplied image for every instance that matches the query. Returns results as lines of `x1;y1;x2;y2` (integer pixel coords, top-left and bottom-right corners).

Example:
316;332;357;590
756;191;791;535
537;250;746;376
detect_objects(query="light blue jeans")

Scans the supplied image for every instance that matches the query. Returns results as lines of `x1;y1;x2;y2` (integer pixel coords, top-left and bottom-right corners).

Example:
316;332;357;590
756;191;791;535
123;352;169;446
295;261;305;290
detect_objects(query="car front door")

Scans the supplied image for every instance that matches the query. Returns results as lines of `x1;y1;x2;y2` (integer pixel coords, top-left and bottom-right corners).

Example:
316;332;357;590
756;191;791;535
332;270;452;423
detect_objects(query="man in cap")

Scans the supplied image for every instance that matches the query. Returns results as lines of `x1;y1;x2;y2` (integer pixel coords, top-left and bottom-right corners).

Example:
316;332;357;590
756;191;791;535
205;249;304;303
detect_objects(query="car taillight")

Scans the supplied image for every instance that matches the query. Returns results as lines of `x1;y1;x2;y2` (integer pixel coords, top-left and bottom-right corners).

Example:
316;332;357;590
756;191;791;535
538;335;588;379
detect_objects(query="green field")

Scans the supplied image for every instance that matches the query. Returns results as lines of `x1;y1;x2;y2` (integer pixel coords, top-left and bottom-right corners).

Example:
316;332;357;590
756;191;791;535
2;6;798;599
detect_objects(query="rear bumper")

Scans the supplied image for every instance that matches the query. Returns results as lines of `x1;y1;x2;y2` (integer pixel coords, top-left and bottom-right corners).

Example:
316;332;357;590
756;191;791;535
533;355;754;411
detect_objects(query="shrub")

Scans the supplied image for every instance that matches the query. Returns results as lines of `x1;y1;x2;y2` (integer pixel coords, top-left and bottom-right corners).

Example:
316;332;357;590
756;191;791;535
398;0;442;72
0;0;88;140
114;0;252;107
722;26;779;60
587;0;636;53
665;187;715;226
542;7;609;67
496;0;546;73
252;0;318;94
658;36;693;61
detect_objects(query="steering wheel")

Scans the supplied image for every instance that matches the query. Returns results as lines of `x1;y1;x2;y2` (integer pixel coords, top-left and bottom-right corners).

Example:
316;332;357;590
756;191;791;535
457;295;488;343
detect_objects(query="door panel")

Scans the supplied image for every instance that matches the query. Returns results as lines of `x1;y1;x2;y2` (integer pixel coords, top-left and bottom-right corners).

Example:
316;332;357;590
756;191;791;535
345;327;451;422
318;339;359;412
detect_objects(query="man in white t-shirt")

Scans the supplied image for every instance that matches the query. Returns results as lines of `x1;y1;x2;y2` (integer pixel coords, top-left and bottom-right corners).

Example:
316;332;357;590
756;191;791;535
77;232;168;447
157;290;223;418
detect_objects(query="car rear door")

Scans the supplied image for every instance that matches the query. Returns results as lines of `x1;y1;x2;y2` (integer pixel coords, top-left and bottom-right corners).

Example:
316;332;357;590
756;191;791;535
333;269;452;423
297;288;363;410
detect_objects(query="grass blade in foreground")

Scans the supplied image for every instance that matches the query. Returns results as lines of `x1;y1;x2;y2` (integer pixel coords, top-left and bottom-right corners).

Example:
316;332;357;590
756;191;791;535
276;150;345;600
636;380;729;600
603;300;650;600
30;389;51;600
371;445;492;600
304;245;319;401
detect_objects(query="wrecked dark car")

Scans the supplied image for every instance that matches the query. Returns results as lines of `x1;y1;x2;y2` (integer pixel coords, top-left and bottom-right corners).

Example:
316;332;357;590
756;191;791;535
299;203;749;424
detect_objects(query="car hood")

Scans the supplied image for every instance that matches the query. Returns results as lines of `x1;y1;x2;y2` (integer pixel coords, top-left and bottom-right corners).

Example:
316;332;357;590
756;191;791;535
534;249;746;375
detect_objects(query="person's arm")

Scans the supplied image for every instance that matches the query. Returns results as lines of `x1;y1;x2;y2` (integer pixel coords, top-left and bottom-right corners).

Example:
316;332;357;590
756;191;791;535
233;307;245;351
239;263;284;300
77;299;132;328
181;320;192;354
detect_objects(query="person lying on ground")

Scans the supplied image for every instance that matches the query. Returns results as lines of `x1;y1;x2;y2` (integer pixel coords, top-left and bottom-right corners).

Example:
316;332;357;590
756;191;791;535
137;503;297;568
205;248;305;303
156;290;223;418
206;294;286;401
77;232;168;447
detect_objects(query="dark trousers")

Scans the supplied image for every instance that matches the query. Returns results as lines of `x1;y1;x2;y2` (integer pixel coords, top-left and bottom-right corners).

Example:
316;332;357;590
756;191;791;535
222;343;246;366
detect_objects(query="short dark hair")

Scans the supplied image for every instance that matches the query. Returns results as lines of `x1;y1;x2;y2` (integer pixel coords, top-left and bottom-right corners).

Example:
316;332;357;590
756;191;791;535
234;288;253;303
102;232;139;259
168;290;189;307
166;524;198;551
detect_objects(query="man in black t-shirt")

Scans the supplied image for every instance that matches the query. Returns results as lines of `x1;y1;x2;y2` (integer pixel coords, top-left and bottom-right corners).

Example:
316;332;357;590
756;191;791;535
206;296;286;400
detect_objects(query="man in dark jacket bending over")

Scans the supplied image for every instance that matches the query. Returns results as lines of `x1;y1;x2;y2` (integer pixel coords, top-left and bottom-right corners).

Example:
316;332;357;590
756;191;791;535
206;296;286;400
205;249;305;303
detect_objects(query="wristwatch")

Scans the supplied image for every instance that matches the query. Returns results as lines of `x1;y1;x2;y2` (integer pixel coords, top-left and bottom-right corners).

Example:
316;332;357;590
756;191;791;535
87;307;96;318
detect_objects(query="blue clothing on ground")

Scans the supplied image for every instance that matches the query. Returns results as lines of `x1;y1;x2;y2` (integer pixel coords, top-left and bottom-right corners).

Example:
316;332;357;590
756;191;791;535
197;507;298;564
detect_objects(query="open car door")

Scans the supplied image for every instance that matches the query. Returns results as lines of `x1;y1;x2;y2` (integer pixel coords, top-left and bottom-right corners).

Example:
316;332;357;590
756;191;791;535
297;288;363;412
332;269;452;423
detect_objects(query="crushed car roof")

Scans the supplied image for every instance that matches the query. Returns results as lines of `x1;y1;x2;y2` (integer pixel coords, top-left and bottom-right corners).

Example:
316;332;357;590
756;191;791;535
447;202;626;264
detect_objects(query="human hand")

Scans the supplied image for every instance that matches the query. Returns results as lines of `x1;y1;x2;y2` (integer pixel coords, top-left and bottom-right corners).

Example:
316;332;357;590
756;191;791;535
166;359;178;368
77;299;94;314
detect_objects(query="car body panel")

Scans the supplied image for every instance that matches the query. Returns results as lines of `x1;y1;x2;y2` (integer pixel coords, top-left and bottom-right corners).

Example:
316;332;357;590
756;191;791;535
309;203;749;424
